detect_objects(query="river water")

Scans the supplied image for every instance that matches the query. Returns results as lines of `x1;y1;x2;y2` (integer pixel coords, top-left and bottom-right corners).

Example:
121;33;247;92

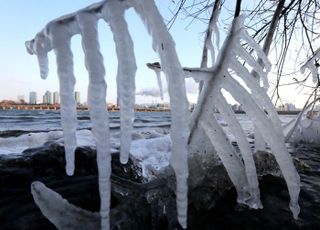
0;110;319;229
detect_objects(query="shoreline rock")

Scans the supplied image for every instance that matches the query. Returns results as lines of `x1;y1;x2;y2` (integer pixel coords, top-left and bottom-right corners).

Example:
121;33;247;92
0;143;318;229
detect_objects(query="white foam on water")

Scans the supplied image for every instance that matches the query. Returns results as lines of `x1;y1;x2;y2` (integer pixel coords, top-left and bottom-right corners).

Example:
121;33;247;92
0;131;63;155
0;130;97;155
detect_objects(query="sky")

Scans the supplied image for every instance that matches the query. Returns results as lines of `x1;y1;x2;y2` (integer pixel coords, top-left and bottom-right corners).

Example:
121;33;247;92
0;0;315;108
0;0;210;105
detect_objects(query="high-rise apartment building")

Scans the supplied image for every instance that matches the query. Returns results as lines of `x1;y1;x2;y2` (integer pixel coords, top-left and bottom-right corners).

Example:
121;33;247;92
29;92;37;104
53;91;60;104
75;91;80;105
43;91;52;104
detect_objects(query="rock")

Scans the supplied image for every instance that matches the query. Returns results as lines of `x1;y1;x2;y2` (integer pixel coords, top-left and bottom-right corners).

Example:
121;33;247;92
0;143;153;229
0;143;318;229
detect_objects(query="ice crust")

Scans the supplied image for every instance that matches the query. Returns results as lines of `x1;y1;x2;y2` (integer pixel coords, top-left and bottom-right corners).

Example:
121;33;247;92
25;1;300;229
188;16;300;218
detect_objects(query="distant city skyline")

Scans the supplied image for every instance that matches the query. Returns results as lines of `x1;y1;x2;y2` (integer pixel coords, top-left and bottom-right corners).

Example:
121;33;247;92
2;91;304;110
5;90;83;105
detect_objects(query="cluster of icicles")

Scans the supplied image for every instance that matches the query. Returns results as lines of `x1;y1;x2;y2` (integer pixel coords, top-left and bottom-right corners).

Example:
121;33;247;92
25;0;300;229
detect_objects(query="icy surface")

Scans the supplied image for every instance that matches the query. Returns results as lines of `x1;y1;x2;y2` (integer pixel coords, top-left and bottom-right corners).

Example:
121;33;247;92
0;131;63;155
0;129;104;155
130;135;171;179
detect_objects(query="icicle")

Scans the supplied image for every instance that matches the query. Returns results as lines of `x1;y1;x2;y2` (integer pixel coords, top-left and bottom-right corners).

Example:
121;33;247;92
31;181;100;230
155;68;164;100
254;127;267;151
131;0;190;228
301;48;320;83
215;92;262;208
199;116;250;204
214;24;220;50
146;63;164;99
190;71;251;204
233;46;266;81
49;21;78;176
228;58;281;151
25;32;52;79
221;74;300;218
239;28;271;72
230;58;282;130
102;0;137;164
77;11;111;230
206;36;215;65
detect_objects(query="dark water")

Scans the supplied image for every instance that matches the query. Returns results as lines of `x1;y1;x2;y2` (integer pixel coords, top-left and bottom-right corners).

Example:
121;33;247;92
0;110;171;133
0;110;319;229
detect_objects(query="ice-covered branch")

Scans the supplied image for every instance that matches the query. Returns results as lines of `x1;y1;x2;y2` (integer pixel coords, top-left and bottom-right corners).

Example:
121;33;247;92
189;15;300;217
301;48;320;83
214;92;261;208
31;181;100;230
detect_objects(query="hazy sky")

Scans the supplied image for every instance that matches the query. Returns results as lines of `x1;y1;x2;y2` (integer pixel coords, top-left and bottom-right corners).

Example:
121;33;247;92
0;0;210;104
0;0;313;108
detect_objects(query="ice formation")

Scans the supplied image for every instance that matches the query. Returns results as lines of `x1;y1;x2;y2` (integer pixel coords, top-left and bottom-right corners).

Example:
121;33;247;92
131;0;190;227
187;16;300;217
31;181;100;230
25;0;300;229
301;47;320;83
284;48;320;143
26;0;189;229
77;11;111;228
102;0;137;165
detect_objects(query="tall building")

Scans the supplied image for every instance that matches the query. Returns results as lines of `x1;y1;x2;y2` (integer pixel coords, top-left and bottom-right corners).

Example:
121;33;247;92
29;92;37;104
53;91;60;104
75;91;80;105
43;91;52;104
